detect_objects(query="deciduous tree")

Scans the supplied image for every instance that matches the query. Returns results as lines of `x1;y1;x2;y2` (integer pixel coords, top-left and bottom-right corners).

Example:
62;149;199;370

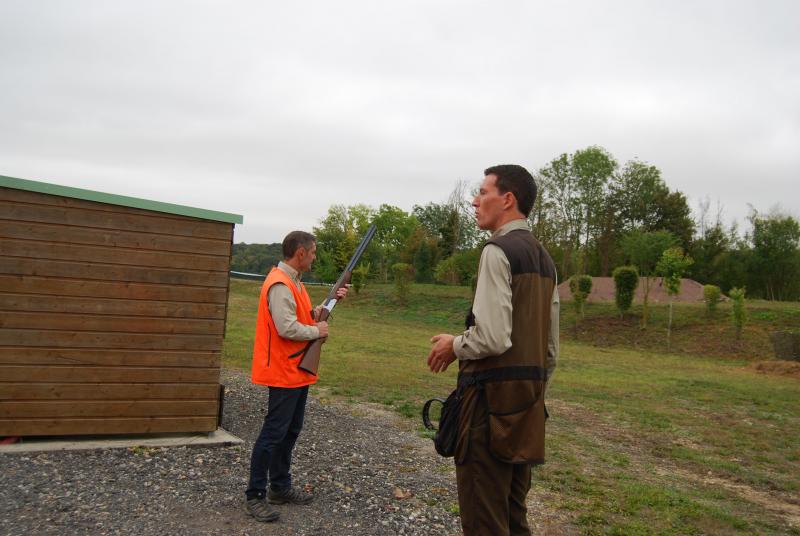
749;211;800;301
313;204;375;282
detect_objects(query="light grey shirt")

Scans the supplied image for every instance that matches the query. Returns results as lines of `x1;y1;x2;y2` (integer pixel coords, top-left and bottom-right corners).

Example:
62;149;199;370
452;219;560;381
267;261;320;341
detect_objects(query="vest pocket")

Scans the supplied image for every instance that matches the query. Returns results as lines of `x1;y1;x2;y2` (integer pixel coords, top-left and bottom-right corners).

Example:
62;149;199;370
484;380;546;464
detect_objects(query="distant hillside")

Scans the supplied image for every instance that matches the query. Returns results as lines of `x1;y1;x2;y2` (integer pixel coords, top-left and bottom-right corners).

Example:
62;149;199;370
231;243;282;275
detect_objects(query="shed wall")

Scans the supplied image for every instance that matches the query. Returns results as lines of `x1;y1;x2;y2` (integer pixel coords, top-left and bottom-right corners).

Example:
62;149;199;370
0;186;233;435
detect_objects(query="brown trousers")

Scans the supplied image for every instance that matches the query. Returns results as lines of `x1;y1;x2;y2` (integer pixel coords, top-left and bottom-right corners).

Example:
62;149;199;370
456;396;532;536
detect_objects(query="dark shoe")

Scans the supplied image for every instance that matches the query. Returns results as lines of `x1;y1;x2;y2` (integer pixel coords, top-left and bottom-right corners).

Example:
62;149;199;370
245;498;280;522
268;486;314;505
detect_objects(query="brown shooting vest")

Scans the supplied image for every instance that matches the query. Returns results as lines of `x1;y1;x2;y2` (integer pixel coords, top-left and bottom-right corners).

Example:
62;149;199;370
456;229;556;465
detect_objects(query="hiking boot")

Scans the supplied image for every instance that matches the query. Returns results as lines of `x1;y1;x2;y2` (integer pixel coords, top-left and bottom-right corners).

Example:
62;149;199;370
245;498;280;522
268;486;314;505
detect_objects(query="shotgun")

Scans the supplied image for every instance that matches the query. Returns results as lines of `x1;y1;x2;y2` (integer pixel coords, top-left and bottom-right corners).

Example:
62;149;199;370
297;224;377;375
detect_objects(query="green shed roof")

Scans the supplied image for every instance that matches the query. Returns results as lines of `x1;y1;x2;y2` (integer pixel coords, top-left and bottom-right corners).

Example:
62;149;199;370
0;174;243;224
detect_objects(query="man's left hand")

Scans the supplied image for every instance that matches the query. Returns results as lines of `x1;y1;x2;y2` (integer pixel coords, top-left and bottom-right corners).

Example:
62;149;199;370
335;284;350;300
428;334;456;373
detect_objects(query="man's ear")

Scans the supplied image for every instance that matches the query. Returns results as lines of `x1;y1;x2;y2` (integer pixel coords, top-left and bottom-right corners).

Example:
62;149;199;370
503;191;517;211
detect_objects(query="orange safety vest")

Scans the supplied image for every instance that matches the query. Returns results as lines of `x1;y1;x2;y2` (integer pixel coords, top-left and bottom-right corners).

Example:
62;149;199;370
251;267;318;388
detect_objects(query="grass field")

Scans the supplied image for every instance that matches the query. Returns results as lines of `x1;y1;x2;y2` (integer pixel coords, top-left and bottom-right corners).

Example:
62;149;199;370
223;279;800;535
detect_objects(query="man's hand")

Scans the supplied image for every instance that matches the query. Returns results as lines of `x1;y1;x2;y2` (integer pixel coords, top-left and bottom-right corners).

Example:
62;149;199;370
335;284;350;300
428;334;456;373
315;321;329;338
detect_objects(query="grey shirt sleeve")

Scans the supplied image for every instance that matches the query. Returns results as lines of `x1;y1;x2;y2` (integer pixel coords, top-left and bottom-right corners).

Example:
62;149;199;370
267;283;320;341
452;244;513;360
546;284;560;385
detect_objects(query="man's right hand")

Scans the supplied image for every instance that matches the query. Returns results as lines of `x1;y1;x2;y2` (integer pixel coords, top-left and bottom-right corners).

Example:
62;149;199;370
315;321;329;338
428;334;456;373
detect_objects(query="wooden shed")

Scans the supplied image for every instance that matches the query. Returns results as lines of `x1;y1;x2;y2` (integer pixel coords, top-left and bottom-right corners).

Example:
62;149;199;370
0;175;243;436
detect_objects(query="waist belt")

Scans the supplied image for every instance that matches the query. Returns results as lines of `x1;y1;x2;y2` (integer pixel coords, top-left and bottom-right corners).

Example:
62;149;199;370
457;365;547;388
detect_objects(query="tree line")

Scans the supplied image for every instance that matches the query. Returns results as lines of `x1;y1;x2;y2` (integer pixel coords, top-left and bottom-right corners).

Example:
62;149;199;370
231;145;800;301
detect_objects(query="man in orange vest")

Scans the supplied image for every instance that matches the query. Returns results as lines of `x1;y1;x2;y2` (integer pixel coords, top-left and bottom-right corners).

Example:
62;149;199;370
245;230;348;523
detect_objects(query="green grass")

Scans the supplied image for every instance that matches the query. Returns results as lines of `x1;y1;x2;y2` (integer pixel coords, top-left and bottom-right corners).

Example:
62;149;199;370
544;343;799;534
223;279;800;534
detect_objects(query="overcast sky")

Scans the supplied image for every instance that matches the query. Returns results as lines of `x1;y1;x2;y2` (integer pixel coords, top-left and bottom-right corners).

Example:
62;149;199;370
1;1;797;243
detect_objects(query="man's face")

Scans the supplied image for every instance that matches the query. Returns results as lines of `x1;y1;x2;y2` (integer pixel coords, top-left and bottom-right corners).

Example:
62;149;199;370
297;242;317;272
472;174;511;231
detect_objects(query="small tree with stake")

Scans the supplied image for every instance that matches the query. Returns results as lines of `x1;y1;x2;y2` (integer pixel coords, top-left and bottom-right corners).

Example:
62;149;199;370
703;284;721;318
569;275;593;331
729;287;747;340
656;247;693;350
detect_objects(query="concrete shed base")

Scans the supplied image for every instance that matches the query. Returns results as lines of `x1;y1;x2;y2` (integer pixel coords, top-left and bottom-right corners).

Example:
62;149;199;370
0;428;243;454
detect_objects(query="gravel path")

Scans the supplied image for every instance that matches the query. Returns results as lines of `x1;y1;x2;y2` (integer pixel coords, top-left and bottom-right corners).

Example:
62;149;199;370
0;368;463;536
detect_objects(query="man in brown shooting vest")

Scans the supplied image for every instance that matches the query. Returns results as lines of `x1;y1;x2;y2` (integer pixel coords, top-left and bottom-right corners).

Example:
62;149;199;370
428;164;559;536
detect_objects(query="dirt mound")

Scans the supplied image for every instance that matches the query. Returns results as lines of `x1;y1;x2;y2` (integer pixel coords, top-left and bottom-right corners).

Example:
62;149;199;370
750;360;800;379
558;277;713;303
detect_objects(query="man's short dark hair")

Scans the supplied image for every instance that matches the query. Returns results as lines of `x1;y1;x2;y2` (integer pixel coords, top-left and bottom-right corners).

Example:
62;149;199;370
282;231;316;259
484;164;537;217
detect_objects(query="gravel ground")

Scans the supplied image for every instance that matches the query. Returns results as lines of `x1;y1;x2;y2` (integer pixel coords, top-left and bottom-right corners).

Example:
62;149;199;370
0;368;463;536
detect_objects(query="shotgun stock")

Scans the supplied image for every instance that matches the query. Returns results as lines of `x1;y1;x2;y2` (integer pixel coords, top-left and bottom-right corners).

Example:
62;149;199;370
298;225;376;375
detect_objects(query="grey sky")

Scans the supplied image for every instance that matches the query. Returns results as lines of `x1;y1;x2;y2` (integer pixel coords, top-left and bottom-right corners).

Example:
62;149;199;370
1;1;797;243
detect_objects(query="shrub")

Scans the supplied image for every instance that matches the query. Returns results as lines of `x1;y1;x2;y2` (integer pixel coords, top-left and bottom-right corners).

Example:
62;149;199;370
392;262;415;305
351;262;371;294
703;284;721;317
576;274;593;295
434;257;460;285
729;287;747;340
434;249;481;286
612;265;639;318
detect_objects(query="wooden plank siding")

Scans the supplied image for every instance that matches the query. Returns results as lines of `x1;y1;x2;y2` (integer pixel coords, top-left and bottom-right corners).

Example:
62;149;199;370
1;312;225;335
0;220;232;256
1;330;222;350
0;294;226;319
0;194;231;240
0;417;219;436
0;400;219;418
0;349;221;368
0;383;220;400
0;275;228;302
0;238;230;271
0;257;229;287
0;185;234;436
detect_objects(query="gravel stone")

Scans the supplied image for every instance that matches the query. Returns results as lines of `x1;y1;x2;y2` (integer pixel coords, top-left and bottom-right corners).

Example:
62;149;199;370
0;368;462;535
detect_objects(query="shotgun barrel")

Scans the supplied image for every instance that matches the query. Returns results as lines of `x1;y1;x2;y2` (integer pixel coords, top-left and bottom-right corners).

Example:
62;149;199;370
298;224;377;375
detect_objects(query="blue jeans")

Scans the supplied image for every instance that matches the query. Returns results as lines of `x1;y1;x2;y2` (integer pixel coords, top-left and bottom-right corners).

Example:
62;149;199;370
246;385;309;500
